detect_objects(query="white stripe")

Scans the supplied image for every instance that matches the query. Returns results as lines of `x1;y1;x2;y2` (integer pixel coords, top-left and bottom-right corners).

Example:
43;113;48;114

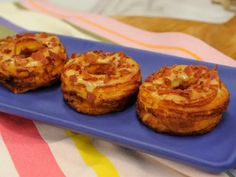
0;2;97;40
93;139;184;177
94;139;228;177
0;134;19;177
34;122;96;177
154;156;227;177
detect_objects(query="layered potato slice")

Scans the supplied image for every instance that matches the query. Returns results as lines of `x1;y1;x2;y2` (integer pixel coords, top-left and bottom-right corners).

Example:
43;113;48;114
137;65;230;135
0;32;67;93
61;51;141;115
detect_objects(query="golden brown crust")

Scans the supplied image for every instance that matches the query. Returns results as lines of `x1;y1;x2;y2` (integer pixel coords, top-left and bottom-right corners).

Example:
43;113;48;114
61;51;141;115
137;65;230;135
0;32;67;93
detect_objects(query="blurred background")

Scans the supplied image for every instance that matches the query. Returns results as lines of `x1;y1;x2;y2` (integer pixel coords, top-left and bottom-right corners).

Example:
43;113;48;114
0;0;235;22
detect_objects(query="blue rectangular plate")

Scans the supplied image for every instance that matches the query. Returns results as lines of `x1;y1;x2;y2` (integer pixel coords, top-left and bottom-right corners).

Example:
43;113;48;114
0;35;236;172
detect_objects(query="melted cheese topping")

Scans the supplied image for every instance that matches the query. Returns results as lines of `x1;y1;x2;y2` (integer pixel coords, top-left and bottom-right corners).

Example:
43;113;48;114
0;33;64;75
64;51;140;92
142;65;220;105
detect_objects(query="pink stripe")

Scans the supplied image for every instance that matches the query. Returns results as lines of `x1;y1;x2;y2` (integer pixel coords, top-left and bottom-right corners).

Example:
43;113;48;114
20;0;236;67
68;15;236;67
0;113;65;177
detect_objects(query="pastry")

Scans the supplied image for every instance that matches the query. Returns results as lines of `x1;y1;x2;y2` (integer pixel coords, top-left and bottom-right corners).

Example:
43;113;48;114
137;65;230;135
61;50;141;115
0;32;67;93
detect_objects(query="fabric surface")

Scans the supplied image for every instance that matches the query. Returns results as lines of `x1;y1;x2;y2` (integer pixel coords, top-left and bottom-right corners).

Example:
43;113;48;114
0;1;236;177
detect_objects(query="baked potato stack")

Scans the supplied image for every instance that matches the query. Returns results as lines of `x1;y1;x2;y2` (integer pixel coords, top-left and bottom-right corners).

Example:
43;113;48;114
137;65;230;135
61;51;141;115
0;32;67;93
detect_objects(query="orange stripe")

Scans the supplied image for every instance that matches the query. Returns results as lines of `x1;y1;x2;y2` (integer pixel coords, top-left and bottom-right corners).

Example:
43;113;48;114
27;0;67;18
75;16;202;60
25;0;202;60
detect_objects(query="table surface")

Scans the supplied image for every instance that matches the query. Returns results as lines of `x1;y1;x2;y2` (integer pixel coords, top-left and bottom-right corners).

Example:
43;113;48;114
115;16;236;61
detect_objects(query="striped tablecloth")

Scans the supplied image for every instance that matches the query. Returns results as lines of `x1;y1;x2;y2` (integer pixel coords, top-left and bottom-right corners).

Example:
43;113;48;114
0;1;236;177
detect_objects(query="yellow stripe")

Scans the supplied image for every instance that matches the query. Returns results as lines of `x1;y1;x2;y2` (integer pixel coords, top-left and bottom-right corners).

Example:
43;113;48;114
66;131;120;177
